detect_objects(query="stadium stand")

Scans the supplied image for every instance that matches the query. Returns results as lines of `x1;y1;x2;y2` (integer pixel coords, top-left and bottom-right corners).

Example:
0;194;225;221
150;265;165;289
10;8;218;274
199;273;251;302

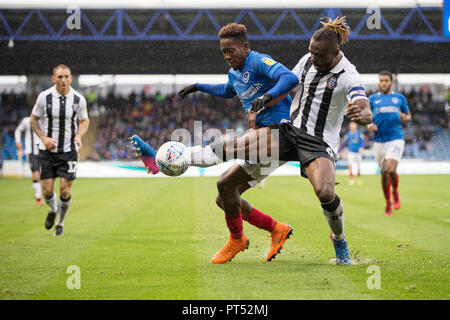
1;85;449;164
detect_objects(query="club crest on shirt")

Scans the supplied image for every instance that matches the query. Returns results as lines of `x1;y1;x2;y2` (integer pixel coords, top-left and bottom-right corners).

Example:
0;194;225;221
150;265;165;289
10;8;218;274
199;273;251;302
327;75;338;89
391;97;399;104
242;71;250;83
72;103;79;112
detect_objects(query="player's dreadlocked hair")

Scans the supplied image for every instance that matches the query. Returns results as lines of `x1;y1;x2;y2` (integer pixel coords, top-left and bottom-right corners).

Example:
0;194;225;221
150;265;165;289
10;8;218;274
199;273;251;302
312;16;350;46
218;23;248;42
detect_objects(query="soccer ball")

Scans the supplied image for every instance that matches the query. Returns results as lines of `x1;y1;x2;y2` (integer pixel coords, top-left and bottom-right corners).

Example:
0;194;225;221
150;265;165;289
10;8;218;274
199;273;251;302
155;141;190;176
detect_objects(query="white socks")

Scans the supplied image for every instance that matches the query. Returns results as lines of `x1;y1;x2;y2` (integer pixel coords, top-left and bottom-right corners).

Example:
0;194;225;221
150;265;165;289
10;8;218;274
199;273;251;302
321;195;345;241
57;196;72;226
187;145;222;168
45;192;58;213
32;181;42;200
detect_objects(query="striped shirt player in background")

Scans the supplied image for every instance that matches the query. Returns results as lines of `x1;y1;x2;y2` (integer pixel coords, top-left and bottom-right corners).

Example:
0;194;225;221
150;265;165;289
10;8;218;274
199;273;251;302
367;71;411;216
340;121;365;185
30;64;89;236
15;116;43;205
135;17;373;265
133;23;299;264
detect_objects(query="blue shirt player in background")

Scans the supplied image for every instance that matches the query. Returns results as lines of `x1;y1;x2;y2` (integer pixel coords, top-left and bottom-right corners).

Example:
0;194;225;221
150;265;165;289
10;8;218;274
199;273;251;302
148;23;298;264
367;70;411;216
340;121;365;186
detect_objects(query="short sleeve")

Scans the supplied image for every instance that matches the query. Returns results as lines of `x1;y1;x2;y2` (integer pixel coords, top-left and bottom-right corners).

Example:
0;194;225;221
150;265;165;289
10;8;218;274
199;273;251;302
344;69;368;103
400;94;410;113
78;96;89;120
31;92;46;118
252;53;282;79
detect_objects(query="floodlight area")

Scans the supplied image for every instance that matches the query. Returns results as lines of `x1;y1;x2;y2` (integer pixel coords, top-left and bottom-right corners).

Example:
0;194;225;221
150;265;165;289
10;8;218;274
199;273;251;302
0;0;442;9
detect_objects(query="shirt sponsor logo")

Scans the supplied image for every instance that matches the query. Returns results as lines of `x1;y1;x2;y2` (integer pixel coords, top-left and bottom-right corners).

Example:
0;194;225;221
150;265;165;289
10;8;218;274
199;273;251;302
241;83;262;100
378;106;399;113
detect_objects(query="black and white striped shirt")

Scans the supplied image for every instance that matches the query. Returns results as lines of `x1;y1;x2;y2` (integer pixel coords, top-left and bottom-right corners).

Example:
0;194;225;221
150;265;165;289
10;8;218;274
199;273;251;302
14;117;40;156
32;86;88;153
290;52;368;154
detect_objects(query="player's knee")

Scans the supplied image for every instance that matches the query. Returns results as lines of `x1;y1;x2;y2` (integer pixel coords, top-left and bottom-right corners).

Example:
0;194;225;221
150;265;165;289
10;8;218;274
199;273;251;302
217;174;234;194
315;187;335;204
215;194;224;209
42;190;53;199
60;189;71;200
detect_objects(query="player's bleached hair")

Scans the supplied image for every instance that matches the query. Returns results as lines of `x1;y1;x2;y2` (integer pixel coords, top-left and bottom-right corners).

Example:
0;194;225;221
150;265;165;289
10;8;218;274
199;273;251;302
379;70;393;81
312;16;350;46
218;23;248;42
53;64;71;75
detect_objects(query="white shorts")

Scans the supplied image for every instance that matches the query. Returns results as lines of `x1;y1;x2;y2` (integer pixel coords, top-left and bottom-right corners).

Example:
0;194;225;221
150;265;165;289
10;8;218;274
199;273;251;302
347;151;362;166
373;139;405;171
238;159;285;187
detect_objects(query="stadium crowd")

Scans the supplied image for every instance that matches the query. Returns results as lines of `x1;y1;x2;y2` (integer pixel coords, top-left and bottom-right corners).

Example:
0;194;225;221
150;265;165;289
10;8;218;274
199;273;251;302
1;85;449;163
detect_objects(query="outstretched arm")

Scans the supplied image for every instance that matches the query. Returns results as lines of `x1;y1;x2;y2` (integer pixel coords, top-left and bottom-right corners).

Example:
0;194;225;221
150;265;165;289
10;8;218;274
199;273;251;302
178;83;236;99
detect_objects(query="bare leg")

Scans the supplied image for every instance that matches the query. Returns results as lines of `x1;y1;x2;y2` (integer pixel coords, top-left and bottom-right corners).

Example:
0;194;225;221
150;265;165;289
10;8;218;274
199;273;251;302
304;158;344;240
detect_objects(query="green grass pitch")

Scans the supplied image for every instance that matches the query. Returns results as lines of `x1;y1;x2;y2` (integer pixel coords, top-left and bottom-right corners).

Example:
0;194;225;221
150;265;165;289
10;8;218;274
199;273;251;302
0;175;449;300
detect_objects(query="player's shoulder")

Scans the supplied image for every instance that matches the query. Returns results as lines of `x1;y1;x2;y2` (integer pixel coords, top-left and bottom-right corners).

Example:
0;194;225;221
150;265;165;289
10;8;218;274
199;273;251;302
38;86;54;98
35;86;53;104
250;50;278;67
70;87;86;103
391;91;407;100
368;92;380;101
340;55;361;77
295;53;311;66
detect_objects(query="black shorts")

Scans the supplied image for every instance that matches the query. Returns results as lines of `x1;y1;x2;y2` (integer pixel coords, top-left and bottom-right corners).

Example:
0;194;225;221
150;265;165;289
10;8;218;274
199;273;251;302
28;154;40;172
39;150;78;181
268;122;336;178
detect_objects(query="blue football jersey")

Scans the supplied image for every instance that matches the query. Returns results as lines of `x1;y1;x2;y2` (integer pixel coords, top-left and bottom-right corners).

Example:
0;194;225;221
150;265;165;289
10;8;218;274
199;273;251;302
227;51;292;127
369;92;410;142
344;130;364;153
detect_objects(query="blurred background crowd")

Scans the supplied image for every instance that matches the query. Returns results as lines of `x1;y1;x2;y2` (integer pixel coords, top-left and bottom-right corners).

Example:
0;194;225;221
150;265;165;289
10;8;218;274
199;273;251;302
2;84;450;162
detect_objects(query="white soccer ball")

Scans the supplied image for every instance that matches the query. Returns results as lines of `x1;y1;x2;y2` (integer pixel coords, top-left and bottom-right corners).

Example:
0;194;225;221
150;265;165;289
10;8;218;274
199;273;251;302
155;141;190;176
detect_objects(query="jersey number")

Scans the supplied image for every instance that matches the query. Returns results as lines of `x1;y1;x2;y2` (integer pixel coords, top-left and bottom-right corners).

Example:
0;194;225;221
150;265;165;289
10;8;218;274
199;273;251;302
67;161;78;173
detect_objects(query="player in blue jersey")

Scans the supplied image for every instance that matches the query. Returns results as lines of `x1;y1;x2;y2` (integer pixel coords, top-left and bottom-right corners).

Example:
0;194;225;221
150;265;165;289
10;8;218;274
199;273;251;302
134;23;298;263
367;71;411;216
340;121;365;185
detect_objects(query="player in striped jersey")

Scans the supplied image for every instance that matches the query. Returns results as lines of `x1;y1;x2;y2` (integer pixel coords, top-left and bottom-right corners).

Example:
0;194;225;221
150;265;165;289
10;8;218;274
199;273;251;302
15;116;43;205
30;64;89;236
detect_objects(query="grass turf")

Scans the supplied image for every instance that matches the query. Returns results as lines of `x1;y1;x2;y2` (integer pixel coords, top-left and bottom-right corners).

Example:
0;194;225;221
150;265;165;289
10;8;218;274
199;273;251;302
0;175;449;300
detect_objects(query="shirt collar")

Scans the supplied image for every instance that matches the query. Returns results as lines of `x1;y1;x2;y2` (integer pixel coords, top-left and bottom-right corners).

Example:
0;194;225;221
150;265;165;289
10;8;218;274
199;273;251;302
52;85;71;98
328;51;347;74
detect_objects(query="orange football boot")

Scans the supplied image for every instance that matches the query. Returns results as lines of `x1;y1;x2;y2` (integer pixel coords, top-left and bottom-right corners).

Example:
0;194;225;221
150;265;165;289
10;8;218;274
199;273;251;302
266;222;293;261
211;235;249;264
